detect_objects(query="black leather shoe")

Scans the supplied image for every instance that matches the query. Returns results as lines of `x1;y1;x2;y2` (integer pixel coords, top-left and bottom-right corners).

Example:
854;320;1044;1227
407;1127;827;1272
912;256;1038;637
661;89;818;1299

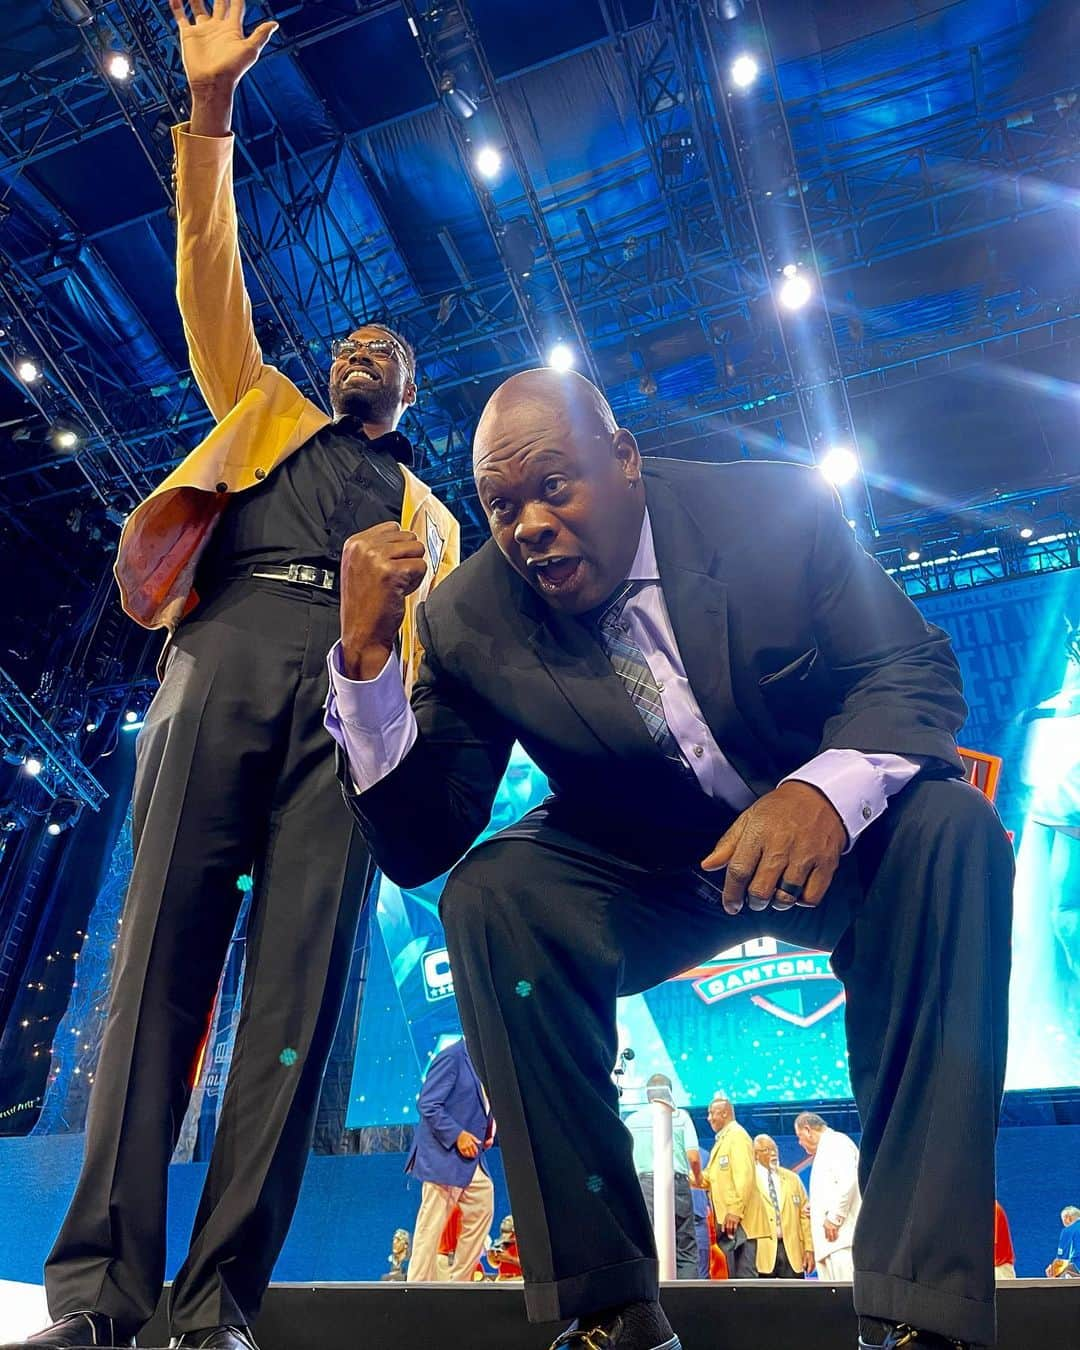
859;1324;969;1349
0;1312;136;1348
549;1301;681;1350
169;1330;259;1350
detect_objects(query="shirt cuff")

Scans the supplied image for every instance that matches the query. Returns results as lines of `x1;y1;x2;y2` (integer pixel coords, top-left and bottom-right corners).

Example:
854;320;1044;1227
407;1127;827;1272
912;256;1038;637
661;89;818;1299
324;641;417;793
782;749;926;851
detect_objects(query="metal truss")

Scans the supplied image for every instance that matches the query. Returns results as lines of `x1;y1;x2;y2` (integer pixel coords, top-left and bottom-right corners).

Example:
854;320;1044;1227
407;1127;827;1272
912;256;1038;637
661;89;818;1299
0;666;107;812
0;0;1076;560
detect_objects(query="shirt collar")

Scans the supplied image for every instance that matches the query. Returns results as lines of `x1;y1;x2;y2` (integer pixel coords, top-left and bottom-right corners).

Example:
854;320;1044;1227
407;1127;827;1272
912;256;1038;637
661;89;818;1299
332;415;415;467
626;508;660;583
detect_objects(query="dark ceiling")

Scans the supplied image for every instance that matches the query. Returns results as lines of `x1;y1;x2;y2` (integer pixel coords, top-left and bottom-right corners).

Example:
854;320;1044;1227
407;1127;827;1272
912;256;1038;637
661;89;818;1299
0;0;1077;686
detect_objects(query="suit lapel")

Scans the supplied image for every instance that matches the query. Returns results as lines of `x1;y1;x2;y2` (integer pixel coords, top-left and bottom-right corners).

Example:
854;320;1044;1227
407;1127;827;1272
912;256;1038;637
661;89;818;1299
517;578;668;764
645;472;764;786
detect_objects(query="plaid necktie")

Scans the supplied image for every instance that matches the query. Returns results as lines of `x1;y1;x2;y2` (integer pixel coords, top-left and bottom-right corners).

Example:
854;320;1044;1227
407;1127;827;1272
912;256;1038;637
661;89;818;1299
591;582;725;906
592;582;687;773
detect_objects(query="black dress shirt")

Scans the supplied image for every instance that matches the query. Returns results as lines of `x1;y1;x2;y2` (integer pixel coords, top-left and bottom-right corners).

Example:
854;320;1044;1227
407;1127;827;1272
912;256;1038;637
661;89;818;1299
195;417;411;591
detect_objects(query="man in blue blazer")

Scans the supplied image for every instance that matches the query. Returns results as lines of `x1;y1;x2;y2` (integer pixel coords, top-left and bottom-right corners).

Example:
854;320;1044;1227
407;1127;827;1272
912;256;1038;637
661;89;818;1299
406;1038;495;1281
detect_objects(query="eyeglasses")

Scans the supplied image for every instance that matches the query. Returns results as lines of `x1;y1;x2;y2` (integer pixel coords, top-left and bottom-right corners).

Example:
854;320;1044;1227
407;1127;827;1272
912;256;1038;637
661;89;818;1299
330;335;412;375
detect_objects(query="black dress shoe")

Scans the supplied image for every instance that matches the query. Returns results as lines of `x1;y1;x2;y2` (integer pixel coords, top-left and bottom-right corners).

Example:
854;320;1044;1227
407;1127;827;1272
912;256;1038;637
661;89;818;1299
169;1330;259;1350
859;1323;969;1349
0;1312;136;1348
549;1301;681;1350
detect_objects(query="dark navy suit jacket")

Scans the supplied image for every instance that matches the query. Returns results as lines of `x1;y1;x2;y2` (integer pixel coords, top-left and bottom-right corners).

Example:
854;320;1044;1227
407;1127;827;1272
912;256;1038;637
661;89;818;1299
406;1038;494;1189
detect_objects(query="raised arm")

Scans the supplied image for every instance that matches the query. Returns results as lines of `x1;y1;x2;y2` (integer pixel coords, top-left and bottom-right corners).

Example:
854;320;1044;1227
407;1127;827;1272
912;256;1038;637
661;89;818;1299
168;0;278;420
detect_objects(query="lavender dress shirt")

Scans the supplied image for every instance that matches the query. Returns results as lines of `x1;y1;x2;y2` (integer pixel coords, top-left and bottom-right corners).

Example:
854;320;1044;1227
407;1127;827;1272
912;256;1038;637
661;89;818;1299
324;512;923;850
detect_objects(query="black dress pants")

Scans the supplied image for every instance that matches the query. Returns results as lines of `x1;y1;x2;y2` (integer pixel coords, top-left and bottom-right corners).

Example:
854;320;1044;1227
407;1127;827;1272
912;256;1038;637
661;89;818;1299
440;778;1013;1345
637;1173;699;1280
716;1227;758;1279
45;582;372;1334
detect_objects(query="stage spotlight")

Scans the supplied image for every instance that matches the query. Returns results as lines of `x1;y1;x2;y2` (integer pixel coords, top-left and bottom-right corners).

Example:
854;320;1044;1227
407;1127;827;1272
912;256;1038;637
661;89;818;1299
85;721;98;734
1019;525;1034;540
2;737;30;767
24;756;43;777
48;421;81;451
57;0;93;24
474;145;502;179
638;372;658;397
123;709;139;724
46;798;80;837
438;72;477;120
907;548;922;563
16;358;41;383
730;54;759;89
819;445;857;486
778;264;812;312
547;343;575;373
105;51;134;82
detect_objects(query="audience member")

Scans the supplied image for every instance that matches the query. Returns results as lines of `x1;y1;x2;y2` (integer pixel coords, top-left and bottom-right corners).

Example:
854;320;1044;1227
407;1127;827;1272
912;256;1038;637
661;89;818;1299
1047;1205;1080;1278
795;1111;861;1281
993;1201;1016;1280
703;1092;771;1278
623;1074;703;1279
753;1134;814;1279
406;1039;494;1283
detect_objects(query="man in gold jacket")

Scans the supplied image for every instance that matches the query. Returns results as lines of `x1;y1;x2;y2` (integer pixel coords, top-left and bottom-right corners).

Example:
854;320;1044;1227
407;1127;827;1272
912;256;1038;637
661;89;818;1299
752;1133;814;1279
702;1092;771;1279
28;6;457;1350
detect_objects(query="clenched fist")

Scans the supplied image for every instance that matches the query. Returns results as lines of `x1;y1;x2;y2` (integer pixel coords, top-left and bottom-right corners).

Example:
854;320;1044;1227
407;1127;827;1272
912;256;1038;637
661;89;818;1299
340;523;428;680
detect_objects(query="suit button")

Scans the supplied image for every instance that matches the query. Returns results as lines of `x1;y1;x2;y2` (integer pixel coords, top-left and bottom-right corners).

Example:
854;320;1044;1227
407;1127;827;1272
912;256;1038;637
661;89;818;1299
693;745;704;758
254;468;266;480
215;481;228;494
861;802;873;821
656;681;665;693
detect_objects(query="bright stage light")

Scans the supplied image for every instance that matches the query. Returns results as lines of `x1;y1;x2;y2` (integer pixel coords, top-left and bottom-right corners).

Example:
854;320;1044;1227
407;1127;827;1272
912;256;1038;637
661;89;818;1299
16;359;40;383
1020;526;1034;540
105;51;133;82
47;822;62;837
474;145;502;179
730;54;759;89
907;549;922;562
56;430;77;449
548;343;574;372
778;265;812;311
85;721;98;733
819;445;857;487
124;709;139;724
24;757;43;777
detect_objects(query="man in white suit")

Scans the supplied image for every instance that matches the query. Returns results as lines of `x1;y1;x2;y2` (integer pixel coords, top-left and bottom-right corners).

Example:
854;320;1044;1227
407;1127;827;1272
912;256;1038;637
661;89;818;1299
796;1112;862;1281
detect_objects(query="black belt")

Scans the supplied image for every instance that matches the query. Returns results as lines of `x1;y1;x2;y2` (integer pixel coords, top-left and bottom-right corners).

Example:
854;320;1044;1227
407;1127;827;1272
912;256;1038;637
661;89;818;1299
249;563;337;591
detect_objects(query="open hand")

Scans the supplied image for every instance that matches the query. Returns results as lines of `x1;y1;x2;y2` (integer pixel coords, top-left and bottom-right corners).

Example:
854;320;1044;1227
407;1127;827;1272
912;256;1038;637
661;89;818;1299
340;522;428;679
168;0;277;95
700;780;846;915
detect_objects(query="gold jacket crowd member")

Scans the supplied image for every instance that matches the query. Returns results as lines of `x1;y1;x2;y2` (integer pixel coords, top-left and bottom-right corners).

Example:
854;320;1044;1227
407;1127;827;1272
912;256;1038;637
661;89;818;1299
21;7;456;1350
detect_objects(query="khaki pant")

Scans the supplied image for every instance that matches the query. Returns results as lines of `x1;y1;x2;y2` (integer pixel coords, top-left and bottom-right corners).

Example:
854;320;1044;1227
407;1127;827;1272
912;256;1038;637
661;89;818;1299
818;1249;855;1281
408;1169;495;1283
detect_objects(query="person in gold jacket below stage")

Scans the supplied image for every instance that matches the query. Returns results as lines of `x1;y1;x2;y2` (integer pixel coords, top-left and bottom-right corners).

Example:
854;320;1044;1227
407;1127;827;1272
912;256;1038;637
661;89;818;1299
20;5;457;1350
702;1093;771;1279
752;1134;815;1279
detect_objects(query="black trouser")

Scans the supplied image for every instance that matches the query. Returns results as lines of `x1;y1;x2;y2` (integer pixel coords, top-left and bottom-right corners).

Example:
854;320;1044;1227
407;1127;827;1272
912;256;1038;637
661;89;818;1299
716;1226;758;1279
45;582;372;1335
637;1173;698;1280
441;778;1013;1345
771;1241;800;1280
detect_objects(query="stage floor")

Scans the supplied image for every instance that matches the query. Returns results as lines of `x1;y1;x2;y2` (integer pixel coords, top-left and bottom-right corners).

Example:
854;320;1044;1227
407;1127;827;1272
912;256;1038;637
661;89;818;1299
137;1280;1080;1350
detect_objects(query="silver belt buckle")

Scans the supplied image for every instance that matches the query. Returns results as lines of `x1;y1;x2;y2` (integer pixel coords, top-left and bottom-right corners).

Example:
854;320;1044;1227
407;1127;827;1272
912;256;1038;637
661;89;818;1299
286;563;333;589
